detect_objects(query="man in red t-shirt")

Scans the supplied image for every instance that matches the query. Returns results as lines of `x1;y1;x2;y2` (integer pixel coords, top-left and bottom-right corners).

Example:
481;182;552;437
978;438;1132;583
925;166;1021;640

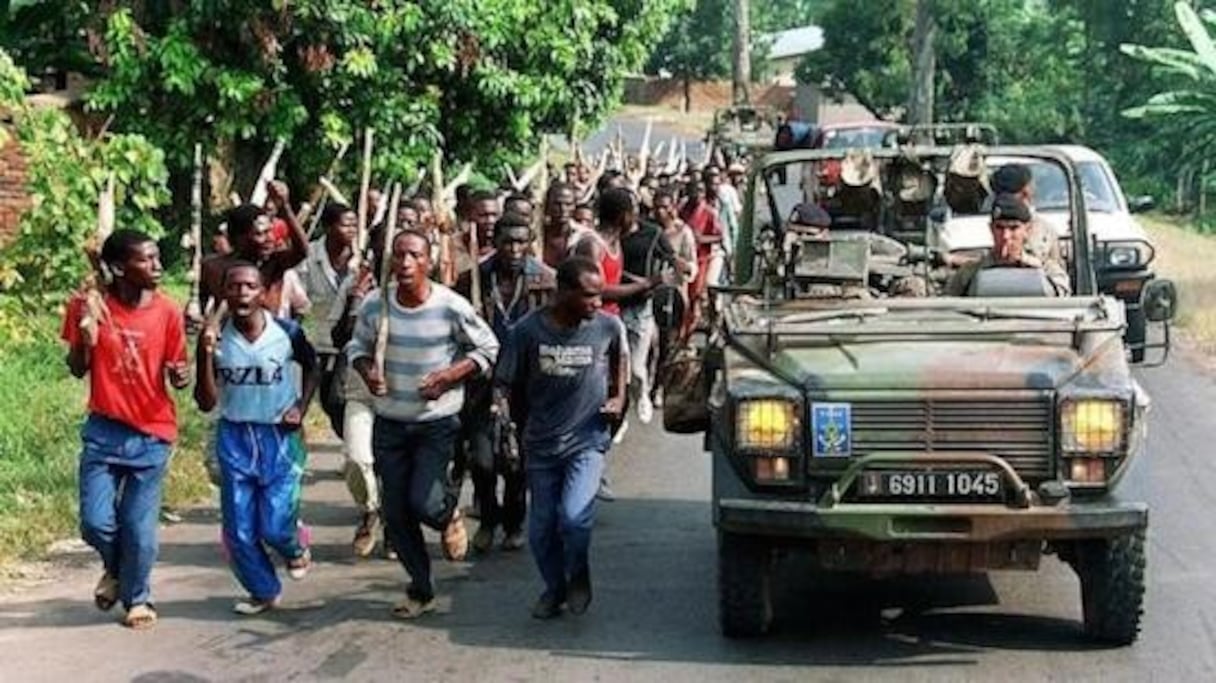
679;181;725;338
62;229;189;630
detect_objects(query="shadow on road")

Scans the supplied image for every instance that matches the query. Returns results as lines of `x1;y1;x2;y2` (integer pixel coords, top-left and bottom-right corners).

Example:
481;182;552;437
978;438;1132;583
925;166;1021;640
0;495;1111;670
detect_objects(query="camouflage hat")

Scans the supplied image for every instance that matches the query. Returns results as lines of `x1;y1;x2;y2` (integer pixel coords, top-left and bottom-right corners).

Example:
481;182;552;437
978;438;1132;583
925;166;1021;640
945;143;991;213
948;143;988;179
840;149;880;189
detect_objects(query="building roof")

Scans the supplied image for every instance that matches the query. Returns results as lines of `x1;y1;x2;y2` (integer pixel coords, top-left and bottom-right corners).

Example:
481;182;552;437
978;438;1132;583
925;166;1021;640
765;25;824;60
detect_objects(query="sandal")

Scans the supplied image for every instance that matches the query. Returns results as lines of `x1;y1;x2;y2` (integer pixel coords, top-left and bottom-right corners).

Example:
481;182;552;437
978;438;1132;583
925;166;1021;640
441;509;468;561
93;573;119;612
122;603;157;630
233;596;280;616
390;595;436;620
286;549;312;581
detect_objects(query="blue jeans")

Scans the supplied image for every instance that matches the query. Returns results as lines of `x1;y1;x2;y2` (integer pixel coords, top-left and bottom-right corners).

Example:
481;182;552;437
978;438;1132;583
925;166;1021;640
78;414;171;609
373;415;461;601
216;420;306;601
527;448;605;597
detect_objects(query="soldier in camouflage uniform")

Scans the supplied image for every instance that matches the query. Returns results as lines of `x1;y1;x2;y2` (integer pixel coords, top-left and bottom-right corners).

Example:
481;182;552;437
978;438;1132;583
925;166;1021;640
992;163;1064;270
945;194;1071;296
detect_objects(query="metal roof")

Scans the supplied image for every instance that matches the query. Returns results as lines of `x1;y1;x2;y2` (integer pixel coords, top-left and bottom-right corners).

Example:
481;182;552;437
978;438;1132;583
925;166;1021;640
765;25;824;60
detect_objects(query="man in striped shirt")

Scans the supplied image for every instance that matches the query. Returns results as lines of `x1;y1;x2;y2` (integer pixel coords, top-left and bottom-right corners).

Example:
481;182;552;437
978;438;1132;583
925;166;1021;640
348;229;499;619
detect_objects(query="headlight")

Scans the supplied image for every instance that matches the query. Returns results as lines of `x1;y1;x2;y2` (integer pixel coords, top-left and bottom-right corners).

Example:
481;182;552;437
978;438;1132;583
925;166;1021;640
736;399;800;452
1107;246;1140;268
1060;399;1126;455
1099;240;1155;269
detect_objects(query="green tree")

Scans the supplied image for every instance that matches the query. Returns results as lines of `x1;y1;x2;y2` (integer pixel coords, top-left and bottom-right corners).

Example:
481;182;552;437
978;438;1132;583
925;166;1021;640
8;1;681;199
647;0;731;111
0;48;169;304
646;0;826;107
799;0;1184;197
1123;1;1216;207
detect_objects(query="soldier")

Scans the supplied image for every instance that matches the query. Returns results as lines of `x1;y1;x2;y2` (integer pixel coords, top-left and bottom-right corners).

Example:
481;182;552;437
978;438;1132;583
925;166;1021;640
944;194;1071;297
991;164;1065;270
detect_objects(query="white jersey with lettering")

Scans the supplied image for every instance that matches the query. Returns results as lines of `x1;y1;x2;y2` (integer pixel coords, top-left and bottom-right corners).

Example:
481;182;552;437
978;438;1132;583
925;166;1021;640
215;311;313;423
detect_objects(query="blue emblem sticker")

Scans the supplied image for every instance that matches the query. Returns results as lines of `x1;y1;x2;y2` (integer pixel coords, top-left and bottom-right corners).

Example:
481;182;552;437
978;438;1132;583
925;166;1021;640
812;403;852;458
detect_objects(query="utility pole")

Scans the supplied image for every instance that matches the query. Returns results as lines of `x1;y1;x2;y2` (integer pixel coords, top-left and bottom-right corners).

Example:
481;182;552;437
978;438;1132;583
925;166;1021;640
908;0;935;126
732;0;751;105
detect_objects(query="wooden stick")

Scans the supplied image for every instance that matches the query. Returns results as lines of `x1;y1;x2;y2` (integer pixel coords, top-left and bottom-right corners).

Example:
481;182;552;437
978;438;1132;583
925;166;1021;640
184;144;205;323
531;137;549;259
514;158;545;194
297;141;351;224
249;138;286;207
318;177;351;206
431;150;457;285
80;173;116;341
355;128;376;267
442;162;473;201
638;118;653;173
373;183;402;380
468;195;483;317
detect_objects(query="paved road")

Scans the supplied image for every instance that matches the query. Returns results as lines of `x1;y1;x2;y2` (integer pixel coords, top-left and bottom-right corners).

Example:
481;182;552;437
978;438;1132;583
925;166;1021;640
4;115;1216;680
1;349;1215;682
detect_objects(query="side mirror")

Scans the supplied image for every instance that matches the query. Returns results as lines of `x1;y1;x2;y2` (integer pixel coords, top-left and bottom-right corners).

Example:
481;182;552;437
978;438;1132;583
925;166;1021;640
1129;195;1156;214
1142;279;1177;322
928;206;948;223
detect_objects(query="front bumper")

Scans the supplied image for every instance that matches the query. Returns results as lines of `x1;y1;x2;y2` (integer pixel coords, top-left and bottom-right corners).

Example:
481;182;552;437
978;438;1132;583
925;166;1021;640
715;497;1147;542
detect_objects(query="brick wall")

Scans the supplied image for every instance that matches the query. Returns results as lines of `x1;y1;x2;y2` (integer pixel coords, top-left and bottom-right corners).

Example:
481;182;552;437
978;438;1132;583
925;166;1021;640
0;132;30;246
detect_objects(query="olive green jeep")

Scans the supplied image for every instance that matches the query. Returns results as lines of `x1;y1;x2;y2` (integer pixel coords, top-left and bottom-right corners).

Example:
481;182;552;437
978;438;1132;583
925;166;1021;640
670;146;1177;644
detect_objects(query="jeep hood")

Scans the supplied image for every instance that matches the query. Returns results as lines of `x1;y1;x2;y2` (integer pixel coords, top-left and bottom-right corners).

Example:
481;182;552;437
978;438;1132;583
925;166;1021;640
759;339;1096;391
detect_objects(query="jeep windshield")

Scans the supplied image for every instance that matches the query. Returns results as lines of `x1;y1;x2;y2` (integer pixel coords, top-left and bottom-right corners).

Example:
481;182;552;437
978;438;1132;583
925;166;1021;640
1016;160;1117;214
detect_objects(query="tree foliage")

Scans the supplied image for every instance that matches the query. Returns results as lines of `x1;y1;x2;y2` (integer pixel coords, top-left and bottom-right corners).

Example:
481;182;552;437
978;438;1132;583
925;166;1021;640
1122;1;1216;168
646;0;824;88
646;0;731;86
799;0;1186;197
9;1;681;195
0;49;169;304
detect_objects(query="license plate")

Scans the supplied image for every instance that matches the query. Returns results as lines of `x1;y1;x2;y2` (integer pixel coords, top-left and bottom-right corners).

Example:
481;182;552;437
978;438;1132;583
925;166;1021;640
857;470;1004;500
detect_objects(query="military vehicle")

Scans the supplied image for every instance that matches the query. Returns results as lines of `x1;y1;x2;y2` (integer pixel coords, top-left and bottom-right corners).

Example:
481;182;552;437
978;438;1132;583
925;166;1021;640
708;105;780;159
929;145;1162;361
667;146;1177;644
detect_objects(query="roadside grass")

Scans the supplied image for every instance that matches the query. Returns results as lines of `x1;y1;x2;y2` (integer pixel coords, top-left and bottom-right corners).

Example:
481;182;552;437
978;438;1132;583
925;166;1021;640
1141;214;1216;353
0;284;211;567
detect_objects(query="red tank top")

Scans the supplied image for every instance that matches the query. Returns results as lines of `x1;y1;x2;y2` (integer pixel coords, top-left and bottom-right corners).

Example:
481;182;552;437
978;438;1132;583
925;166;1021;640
599;242;623;317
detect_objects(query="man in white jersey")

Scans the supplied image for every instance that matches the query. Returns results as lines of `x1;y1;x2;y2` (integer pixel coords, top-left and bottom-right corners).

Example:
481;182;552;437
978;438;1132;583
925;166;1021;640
195;262;320;616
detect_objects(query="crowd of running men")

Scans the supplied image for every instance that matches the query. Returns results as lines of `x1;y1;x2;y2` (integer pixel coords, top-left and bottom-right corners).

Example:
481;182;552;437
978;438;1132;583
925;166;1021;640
61;151;750;628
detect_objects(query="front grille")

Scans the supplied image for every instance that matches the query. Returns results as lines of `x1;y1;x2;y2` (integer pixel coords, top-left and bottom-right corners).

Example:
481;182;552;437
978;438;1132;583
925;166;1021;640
848;398;1054;480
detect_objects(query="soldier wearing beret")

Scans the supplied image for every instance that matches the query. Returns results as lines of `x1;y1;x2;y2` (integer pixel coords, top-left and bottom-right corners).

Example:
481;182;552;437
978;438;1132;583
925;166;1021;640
944;194;1071;297
991;163;1065;272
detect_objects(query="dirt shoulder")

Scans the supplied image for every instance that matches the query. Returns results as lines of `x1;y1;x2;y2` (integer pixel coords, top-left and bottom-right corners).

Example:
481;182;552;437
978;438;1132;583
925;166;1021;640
1142;214;1216;354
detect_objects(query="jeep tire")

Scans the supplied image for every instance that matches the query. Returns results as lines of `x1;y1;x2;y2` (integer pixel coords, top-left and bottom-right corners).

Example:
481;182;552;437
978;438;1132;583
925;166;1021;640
718;532;773;638
1073;528;1146;645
